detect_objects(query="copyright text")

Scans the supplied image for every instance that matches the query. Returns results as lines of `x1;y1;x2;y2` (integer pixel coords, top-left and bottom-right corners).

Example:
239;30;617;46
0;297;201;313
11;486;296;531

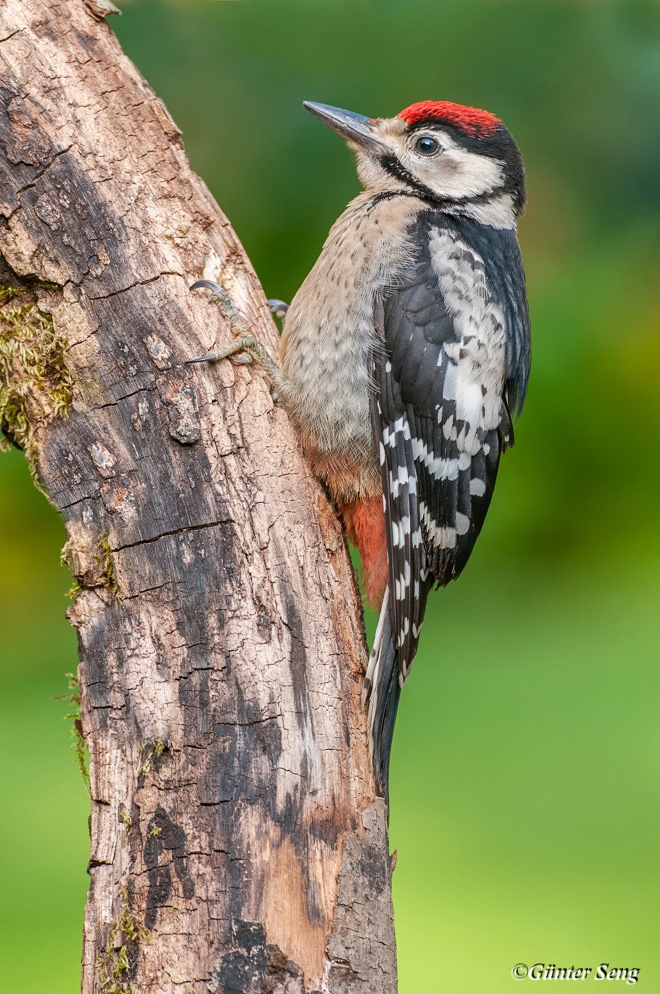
511;964;640;985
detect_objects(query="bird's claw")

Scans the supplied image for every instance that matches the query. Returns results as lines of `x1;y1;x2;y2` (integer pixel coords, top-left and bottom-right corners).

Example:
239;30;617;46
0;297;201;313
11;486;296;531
267;299;289;321
187;332;256;365
189;280;253;364
190;280;247;332
189;281;280;380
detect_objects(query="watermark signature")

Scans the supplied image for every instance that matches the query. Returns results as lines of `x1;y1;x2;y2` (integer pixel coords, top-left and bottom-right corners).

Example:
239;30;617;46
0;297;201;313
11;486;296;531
512;964;640;985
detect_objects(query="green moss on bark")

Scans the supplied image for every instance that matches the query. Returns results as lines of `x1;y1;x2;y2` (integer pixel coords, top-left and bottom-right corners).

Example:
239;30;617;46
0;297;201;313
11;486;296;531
59;672;90;793
97;532;120;599
0;285;73;472
97;896;150;994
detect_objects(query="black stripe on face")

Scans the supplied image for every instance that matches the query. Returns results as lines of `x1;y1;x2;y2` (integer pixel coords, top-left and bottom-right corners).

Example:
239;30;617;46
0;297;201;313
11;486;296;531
378;152;509;212
379;153;440;203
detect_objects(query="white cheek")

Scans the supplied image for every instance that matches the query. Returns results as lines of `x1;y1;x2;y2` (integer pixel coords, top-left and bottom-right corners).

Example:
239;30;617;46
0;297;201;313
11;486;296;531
420;151;504;200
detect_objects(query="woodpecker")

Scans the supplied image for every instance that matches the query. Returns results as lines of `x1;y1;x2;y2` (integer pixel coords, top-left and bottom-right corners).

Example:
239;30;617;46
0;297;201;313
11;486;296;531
193;99;530;802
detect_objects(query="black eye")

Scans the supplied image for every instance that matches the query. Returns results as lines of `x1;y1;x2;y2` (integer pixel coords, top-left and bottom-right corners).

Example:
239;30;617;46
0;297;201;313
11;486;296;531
415;135;440;156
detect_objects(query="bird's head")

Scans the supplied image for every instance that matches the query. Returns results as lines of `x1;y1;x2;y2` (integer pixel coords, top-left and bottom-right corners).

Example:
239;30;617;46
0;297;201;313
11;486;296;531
304;99;525;228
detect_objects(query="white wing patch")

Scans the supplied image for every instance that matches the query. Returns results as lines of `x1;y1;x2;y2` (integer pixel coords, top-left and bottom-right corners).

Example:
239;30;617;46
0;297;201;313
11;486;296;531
429;227;507;441
398;226;510;580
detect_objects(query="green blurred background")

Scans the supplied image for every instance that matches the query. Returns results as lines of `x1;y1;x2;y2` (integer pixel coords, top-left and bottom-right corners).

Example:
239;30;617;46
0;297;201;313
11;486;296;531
2;0;660;990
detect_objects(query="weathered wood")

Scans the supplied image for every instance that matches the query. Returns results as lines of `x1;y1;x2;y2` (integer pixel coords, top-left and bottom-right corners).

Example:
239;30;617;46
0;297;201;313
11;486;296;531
0;3;397;991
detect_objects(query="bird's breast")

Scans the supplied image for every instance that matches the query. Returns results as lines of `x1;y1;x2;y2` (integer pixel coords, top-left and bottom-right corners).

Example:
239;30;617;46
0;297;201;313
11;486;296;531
279;193;420;501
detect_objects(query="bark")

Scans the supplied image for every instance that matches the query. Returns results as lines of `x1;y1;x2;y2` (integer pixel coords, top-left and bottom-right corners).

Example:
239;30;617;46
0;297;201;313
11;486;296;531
0;3;397;992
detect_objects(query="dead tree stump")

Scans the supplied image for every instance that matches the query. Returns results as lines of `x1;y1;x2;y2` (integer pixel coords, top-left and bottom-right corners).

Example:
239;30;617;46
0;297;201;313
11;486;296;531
0;2;397;991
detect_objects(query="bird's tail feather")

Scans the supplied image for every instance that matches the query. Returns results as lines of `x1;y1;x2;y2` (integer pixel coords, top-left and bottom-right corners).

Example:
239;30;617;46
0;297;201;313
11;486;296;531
363;586;400;805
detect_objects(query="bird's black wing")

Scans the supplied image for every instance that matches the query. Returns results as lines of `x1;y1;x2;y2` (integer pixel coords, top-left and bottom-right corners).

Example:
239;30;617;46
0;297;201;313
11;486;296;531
373;213;529;684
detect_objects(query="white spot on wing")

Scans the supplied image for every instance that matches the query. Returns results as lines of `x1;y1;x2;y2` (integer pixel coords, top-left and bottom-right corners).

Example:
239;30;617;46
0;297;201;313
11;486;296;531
428;229;508;448
420;501;457;549
412;437;459;481
456;513;470;535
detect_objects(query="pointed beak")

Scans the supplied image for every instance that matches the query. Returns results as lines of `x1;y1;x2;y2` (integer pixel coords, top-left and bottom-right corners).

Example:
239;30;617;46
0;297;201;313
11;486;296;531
304;101;386;154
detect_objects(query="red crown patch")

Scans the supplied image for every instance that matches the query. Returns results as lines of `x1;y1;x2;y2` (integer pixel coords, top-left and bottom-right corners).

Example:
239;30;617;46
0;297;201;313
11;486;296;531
399;101;500;138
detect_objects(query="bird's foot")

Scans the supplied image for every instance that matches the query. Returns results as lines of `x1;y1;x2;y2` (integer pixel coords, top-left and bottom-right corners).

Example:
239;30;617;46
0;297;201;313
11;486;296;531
189;280;280;379
267;299;289;322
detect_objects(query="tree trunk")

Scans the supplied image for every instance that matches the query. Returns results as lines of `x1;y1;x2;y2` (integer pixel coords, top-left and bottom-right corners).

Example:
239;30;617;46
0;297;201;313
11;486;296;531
0;3;397;992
